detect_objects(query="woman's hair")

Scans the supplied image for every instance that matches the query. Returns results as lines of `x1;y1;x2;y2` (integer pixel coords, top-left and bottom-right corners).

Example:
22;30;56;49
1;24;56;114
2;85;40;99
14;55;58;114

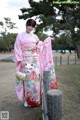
26;19;36;27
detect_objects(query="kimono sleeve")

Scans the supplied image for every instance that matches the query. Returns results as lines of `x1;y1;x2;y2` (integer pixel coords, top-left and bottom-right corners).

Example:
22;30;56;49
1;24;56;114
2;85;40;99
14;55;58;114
14;34;23;63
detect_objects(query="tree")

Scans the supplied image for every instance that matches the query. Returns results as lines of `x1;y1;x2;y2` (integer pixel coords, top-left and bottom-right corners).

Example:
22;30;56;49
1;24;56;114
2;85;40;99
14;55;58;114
37;31;48;41
0;33;17;52
53;33;74;53
0;17;17;35
0;17;17;52
0;21;3;26
58;4;80;58
19;0;80;58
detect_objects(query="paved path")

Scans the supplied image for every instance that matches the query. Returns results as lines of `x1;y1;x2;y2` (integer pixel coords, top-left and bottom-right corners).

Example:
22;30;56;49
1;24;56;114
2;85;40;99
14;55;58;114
0;53;13;60
0;62;41;120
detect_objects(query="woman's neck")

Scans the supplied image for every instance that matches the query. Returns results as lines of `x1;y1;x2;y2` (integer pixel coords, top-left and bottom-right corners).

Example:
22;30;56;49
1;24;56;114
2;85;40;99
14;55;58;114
26;31;30;34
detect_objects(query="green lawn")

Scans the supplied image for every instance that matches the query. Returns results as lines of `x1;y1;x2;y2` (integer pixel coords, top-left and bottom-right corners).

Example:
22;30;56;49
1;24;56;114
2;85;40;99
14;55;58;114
55;64;80;91
55;64;80;120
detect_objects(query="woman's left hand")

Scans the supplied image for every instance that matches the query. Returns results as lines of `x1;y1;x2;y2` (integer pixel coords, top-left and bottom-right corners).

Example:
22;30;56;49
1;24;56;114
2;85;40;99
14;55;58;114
50;37;55;41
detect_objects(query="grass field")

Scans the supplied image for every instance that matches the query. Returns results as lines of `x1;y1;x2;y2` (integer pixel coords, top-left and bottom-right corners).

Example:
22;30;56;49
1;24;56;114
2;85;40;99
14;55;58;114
56;64;80;120
56;64;80;91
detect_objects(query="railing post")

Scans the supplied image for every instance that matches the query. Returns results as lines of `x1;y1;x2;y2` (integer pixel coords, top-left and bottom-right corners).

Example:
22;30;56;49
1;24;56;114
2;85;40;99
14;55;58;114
42;71;63;120
42;71;51;120
75;55;76;64
55;56;58;66
67;55;70;65
60;56;62;65
47;89;63;120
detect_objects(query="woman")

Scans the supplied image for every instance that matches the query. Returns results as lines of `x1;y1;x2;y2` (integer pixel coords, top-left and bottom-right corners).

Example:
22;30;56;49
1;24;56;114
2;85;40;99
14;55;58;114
14;19;58;107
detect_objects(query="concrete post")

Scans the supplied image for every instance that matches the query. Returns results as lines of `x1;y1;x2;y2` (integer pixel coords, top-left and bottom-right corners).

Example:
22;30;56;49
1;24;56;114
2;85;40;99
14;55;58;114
47;89;62;120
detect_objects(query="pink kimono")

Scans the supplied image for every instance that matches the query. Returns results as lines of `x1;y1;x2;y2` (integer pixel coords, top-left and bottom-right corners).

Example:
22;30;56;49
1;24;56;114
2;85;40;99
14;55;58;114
14;32;58;107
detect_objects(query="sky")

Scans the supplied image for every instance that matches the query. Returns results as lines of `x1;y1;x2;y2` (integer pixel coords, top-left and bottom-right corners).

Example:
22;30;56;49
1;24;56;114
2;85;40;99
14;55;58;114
0;0;39;33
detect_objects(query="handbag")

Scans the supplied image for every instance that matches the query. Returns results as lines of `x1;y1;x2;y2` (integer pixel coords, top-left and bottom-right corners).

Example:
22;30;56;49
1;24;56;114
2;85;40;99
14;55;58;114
16;71;27;81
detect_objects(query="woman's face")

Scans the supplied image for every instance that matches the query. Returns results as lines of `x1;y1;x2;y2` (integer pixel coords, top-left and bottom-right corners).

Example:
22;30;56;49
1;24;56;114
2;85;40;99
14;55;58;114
26;26;34;33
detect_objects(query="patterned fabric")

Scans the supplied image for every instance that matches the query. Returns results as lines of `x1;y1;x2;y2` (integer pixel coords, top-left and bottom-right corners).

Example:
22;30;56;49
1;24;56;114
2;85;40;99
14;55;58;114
37;37;58;92
14;32;57;107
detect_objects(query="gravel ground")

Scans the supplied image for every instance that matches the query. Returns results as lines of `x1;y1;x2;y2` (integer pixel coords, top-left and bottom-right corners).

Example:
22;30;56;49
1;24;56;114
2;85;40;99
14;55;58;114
0;62;41;120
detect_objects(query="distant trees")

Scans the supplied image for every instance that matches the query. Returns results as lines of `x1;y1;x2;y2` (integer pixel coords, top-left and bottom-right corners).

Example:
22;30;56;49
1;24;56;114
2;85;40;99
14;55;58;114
0;17;17;52
0;17;17;35
0;33;17;52
53;33;74;53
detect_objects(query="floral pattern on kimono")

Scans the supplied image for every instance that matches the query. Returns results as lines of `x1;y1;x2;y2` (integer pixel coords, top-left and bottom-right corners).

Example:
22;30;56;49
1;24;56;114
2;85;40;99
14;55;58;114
14;32;58;107
14;32;41;106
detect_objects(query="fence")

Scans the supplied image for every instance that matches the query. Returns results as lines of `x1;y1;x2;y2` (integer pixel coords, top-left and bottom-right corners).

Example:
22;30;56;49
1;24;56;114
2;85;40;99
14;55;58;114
53;55;80;66
42;71;63;120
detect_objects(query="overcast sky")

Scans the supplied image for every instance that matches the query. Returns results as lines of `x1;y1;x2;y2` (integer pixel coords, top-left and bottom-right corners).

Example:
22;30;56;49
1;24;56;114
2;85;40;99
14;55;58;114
0;0;53;36
0;0;39;33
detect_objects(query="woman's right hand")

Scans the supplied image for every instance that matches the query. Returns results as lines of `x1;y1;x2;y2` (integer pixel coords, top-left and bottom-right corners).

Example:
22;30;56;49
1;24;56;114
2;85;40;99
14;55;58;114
21;60;25;67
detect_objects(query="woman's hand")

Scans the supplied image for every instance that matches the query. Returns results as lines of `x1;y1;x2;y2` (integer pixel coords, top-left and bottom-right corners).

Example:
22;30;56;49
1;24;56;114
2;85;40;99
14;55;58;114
50;37;55;41
48;36;55;41
21;60;25;67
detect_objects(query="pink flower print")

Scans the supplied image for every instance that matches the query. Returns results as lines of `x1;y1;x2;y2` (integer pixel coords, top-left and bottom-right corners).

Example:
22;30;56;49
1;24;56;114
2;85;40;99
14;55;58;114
34;86;37;93
27;91;30;97
27;89;32;96
32;95;39;102
30;70;38;80
54;76;57;81
50;81;58;89
32;48;36;53
16;84;23;92
45;63;52;70
49;60;52;63
37;48;40;53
